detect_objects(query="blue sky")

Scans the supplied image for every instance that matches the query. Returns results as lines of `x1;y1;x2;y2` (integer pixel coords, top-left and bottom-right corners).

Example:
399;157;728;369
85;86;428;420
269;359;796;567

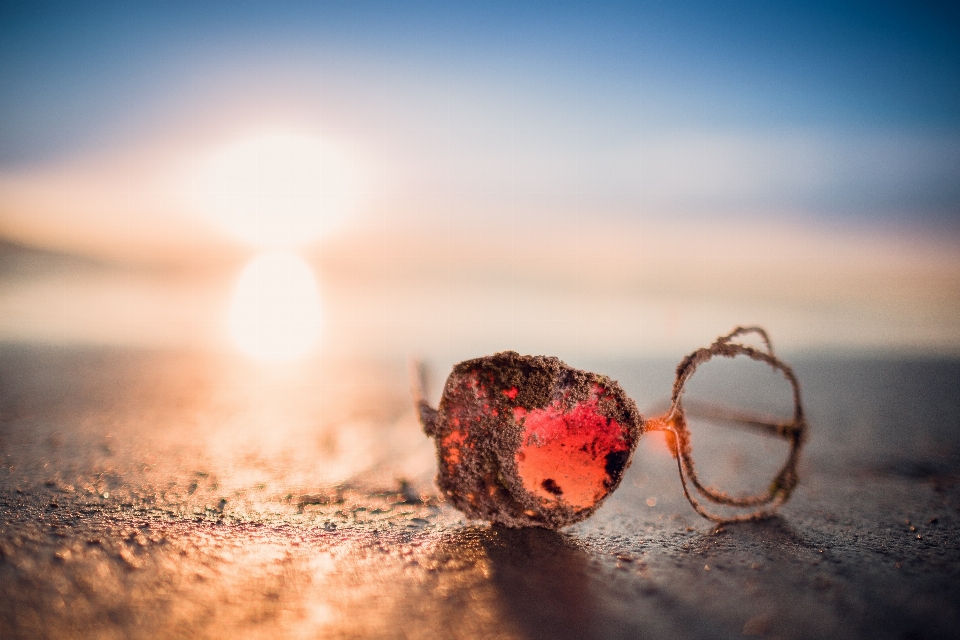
2;1;959;228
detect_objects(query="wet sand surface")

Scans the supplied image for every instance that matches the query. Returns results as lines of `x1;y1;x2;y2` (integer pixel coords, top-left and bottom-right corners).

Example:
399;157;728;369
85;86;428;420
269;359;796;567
1;345;958;639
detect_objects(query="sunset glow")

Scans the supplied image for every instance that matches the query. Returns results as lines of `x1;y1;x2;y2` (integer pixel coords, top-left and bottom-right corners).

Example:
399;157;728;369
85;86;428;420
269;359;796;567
191;132;352;247
228;251;321;362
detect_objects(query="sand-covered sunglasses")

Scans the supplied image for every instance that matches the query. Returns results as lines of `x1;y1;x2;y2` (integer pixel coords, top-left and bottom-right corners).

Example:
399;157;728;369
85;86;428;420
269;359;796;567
413;327;806;528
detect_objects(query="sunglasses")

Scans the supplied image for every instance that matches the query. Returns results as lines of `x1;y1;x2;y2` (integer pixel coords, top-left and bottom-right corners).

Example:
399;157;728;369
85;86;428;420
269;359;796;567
413;327;806;528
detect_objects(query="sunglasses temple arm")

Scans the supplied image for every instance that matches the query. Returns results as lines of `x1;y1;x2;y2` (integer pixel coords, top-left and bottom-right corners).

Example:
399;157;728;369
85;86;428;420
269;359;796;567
682;402;802;439
409;359;440;436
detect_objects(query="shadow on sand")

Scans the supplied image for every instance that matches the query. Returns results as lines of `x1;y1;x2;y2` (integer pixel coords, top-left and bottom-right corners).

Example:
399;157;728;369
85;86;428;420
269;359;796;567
477;525;599;640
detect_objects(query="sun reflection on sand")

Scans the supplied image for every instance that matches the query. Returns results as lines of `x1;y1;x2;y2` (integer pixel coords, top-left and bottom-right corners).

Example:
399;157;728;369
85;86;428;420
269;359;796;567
228;251;321;362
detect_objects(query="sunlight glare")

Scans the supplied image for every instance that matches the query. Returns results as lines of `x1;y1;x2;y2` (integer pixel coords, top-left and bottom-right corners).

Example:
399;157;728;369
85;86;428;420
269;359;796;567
192;131;353;247
228;251;321;362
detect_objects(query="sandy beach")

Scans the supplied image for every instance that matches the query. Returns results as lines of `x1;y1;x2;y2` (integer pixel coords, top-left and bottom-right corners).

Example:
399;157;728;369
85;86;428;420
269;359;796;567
1;345;957;639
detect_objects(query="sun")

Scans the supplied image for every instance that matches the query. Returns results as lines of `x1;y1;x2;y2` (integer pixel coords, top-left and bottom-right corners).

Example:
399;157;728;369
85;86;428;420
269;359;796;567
191;131;353;247
228;251;322;362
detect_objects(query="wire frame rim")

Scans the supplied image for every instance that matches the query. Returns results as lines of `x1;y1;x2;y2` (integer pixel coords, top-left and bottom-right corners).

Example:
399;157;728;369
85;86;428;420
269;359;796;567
661;327;807;523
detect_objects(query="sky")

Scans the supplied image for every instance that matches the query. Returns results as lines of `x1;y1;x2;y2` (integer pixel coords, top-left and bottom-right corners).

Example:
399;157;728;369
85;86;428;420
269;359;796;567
1;1;959;357
3;1;959;228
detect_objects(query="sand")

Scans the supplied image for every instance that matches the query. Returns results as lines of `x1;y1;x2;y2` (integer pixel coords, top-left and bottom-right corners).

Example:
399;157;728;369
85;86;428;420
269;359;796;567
1;345;958;639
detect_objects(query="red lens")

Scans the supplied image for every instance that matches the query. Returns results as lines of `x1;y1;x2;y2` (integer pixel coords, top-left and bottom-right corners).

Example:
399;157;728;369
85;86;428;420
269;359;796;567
515;386;633;509
428;352;642;528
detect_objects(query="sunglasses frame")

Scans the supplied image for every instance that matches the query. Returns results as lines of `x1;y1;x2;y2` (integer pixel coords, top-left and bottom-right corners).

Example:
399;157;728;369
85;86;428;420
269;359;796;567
413;326;807;526
647;326;807;523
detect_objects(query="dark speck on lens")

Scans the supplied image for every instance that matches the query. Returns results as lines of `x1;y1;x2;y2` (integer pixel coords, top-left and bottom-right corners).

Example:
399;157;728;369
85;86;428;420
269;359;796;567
604;450;629;478
541;479;563;495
